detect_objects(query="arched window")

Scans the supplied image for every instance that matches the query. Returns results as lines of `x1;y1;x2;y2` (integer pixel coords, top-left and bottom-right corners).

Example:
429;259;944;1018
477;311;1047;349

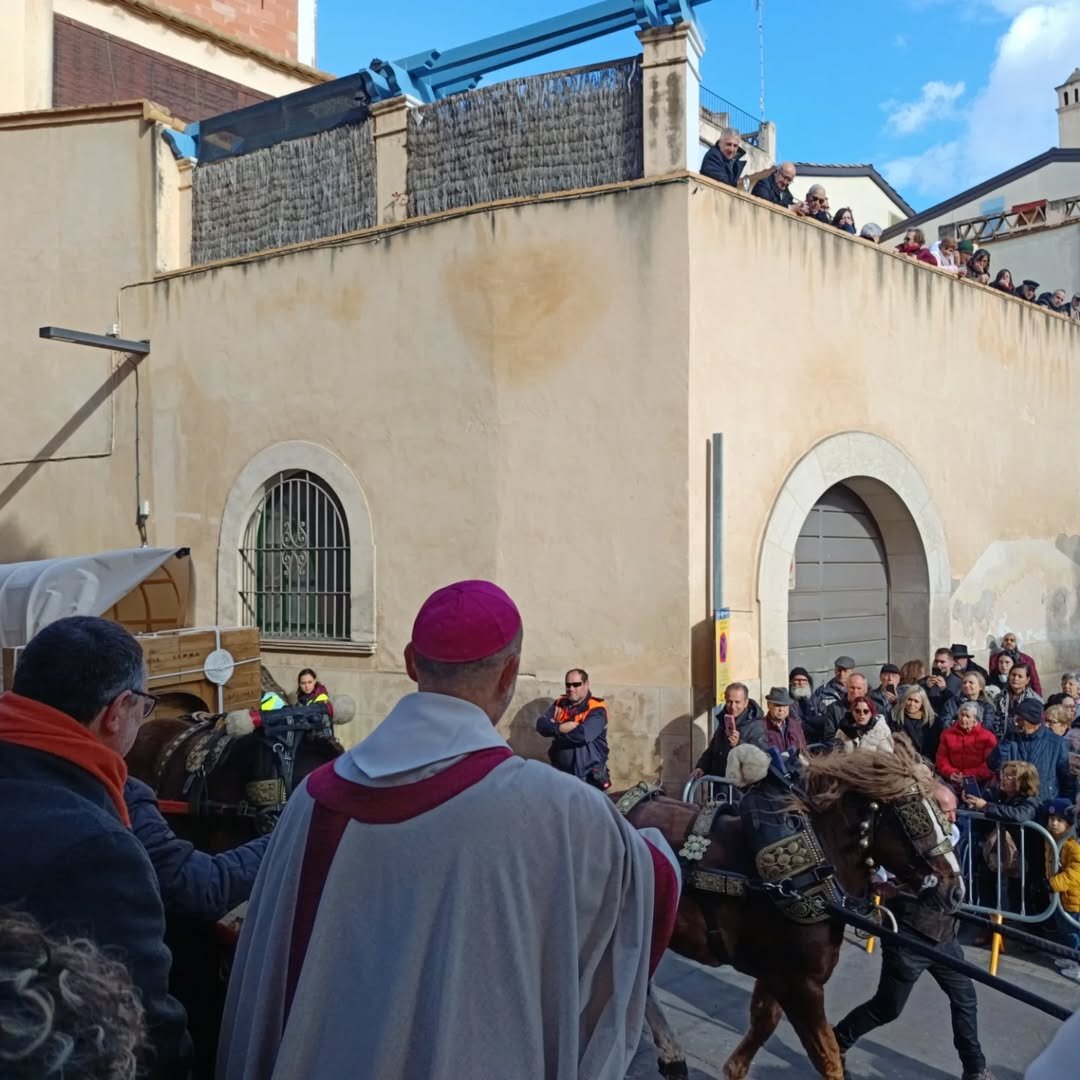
239;470;351;641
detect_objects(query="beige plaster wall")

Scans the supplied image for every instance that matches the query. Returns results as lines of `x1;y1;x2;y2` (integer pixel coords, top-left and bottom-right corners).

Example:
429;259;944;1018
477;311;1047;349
0;0;53;114
0;113;161;562
120;185;694;787
689;175;1080;726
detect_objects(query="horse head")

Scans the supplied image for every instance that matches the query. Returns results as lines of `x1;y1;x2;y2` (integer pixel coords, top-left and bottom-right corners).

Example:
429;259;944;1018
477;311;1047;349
801;736;964;914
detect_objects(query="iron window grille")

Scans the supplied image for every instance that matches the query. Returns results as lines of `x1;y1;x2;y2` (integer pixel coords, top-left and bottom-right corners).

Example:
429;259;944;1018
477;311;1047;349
240;470;351;641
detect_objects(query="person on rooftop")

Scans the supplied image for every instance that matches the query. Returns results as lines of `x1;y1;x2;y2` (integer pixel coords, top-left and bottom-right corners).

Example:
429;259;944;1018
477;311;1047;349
831;207;856;234
751;162;797;208
965;249;991;284
1038;289;1070;314
1014;279;1039;303
990;268;1013;293
799;184;831;223
860;223;882;243
699;127;746;189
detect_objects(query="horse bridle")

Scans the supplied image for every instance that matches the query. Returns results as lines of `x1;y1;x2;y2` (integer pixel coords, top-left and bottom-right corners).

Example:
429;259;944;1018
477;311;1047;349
856;786;956;893
155;706;342;826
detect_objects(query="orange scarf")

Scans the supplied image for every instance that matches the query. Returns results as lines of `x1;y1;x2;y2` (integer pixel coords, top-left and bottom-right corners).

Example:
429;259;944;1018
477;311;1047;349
0;691;130;827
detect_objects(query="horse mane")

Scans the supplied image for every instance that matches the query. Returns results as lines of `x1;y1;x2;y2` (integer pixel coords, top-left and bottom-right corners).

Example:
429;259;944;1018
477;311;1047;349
798;734;933;812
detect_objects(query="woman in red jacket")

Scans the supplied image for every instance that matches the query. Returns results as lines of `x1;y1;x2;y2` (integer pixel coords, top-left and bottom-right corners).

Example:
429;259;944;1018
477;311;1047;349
936;701;998;787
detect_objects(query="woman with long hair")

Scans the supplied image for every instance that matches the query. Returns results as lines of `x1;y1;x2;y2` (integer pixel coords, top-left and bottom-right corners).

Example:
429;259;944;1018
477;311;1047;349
295;667;331;707
965;248;992;284
831;207;856;234
990;268;1013;293
889;684;941;760
940;670;994;729
898;659;925;687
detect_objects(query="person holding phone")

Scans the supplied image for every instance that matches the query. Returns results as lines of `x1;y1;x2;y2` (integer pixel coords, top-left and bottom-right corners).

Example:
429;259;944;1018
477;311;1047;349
690;682;767;780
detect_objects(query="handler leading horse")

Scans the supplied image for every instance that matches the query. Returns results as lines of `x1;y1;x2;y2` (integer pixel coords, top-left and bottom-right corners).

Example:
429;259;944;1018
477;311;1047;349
622;738;962;1079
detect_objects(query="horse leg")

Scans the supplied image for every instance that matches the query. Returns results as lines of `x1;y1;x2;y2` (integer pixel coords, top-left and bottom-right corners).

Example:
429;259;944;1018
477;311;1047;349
644;986;688;1079
722;978;782;1080
772;983;844;1079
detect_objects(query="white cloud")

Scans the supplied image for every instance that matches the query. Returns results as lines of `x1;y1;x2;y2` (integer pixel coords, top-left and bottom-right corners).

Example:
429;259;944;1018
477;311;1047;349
884;80;965;134
883;1;1080;201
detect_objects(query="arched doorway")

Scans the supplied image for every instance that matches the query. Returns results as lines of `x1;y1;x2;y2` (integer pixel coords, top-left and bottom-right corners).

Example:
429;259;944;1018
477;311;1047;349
788;484;888;686
756;433;951;691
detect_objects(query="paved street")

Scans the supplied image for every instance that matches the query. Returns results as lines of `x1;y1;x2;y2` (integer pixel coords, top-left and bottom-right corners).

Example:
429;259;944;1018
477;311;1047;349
629;934;1080;1078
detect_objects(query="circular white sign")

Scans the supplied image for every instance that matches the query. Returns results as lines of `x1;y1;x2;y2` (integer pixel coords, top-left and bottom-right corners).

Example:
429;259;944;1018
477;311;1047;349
204;648;236;686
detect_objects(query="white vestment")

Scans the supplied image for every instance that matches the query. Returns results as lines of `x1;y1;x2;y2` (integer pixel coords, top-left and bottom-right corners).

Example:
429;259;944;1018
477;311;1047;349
1025;1007;1080;1079
217;692;675;1080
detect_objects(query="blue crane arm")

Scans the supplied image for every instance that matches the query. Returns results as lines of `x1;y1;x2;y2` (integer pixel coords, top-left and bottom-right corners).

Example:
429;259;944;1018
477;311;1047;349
362;0;710;102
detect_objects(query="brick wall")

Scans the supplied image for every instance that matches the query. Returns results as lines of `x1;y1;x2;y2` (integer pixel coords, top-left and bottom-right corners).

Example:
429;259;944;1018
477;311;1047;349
157;0;299;61
54;16;269;122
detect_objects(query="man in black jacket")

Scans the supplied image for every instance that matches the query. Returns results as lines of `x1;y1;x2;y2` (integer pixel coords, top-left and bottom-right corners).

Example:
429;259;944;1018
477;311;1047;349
690;682;767;780
751;162;797;208
0;616;191;1078
921;646;962;714
700;128;746;188
833;784;993;1080
535;667;610;789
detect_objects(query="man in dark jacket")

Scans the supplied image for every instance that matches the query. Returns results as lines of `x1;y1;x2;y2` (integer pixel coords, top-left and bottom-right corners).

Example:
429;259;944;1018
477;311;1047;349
806;655;854;743
125;778;268;921
0;616;191;1078
870;663;902;717
825;671;872;745
700;128;746;188
751;161;797;208
834;785;992;1080
921;647;962;714
535;667;609;789
990;697;1074;803
762;687;807;755
950;644;988;682
691;682;767;779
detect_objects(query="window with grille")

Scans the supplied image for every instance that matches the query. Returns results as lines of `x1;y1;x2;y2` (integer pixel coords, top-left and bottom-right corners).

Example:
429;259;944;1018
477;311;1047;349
240;471;351;641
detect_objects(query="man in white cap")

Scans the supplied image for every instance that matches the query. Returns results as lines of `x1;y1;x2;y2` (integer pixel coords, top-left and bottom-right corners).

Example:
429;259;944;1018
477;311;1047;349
218;580;679;1080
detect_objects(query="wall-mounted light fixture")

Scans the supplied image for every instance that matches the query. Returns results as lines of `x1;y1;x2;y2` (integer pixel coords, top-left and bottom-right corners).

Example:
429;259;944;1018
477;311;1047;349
38;324;152;544
39;326;150;355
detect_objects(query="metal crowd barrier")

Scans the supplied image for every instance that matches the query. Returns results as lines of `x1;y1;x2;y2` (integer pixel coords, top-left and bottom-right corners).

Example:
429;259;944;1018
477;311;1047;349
955;809;1080;974
681;774;740;807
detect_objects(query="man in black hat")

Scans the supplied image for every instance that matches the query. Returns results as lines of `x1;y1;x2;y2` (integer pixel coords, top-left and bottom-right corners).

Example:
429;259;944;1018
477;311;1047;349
1015;279;1039;302
870;663;901;717
806;656;854;743
762;687;807;756
950;644;988;681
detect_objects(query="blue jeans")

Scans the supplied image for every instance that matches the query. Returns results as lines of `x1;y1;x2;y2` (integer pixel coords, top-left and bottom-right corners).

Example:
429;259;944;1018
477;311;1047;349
1055;909;1080;952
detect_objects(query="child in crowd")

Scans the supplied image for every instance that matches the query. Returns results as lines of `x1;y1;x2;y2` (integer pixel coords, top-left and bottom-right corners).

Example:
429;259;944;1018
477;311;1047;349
1045;799;1080;981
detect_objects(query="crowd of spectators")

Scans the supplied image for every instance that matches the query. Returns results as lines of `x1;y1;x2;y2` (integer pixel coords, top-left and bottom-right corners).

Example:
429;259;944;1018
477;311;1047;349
691;635;1080;978
700;130;1080;321
785;639;1080;977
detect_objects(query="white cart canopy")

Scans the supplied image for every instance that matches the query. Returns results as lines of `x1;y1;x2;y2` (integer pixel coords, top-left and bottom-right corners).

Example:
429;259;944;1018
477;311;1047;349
0;547;183;648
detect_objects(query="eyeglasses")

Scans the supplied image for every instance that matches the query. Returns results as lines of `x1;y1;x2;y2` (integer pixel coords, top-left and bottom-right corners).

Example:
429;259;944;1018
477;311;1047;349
129;689;158;719
565;681;584;689
853;707;872;716
810;196;826;204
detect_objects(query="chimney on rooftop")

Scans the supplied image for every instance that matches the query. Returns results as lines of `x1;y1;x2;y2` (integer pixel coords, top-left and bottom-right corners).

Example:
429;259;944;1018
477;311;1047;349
1057;67;1080;149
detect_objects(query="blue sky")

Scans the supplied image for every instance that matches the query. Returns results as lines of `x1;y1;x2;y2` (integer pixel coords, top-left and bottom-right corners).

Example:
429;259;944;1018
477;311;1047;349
316;1;1080;211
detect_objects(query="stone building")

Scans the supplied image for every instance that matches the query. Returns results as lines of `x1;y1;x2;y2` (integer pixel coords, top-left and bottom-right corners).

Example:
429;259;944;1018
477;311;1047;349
1;17;1078;790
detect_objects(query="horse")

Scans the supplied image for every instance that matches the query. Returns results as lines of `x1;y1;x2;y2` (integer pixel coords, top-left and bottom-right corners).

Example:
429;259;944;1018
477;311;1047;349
125;671;350;1075
622;738;963;1080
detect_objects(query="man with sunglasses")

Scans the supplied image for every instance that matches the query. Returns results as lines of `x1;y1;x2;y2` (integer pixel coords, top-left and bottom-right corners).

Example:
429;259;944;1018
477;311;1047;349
797;183;831;223
536;668;610;790
0;615;191;1078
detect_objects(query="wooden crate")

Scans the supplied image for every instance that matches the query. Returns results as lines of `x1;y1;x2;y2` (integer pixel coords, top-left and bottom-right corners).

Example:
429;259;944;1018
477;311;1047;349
140;626;262;712
1;626;262;713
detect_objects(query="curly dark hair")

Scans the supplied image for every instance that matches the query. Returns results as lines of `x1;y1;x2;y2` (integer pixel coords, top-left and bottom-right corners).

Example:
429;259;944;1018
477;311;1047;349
0;908;147;1079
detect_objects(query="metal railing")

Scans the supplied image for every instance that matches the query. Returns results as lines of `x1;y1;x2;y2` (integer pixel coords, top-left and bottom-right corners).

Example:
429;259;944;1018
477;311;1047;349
681;774;740;806
699;85;761;147
945;193;1080;244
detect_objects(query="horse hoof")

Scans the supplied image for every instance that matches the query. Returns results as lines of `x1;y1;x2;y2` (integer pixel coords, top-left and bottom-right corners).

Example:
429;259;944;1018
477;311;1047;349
657;1059;689;1079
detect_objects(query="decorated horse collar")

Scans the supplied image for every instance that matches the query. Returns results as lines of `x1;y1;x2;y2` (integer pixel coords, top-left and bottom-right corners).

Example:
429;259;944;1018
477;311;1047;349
858;786;954;872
